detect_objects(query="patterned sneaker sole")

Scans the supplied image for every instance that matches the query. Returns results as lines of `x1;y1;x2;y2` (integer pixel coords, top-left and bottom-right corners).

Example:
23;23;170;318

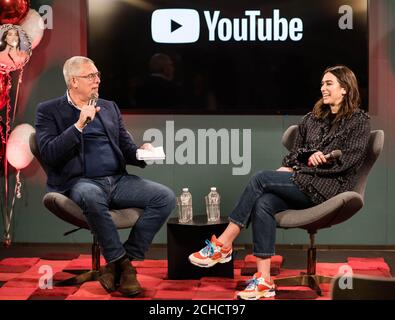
237;289;276;300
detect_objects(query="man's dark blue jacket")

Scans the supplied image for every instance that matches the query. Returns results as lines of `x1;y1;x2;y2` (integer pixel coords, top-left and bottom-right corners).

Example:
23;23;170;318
35;94;146;193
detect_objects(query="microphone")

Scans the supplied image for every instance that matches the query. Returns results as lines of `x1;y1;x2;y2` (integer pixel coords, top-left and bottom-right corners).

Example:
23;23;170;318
324;149;342;161
304;149;342;169
84;93;99;126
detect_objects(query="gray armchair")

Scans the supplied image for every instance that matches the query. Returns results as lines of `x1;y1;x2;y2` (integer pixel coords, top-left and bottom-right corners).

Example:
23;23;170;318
274;126;384;295
29;132;143;286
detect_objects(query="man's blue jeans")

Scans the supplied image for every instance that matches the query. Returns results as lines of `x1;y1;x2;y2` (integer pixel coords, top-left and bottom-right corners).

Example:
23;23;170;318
68;174;176;263
229;170;314;258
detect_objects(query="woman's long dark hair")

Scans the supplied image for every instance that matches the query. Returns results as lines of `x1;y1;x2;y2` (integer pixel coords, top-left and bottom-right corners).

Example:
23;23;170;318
0;29;21;52
313;65;361;121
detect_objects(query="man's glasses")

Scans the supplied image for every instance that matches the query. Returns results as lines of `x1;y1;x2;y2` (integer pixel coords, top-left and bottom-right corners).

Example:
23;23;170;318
74;71;101;81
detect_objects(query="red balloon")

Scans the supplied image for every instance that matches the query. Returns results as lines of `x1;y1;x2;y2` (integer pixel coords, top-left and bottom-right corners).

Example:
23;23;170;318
0;0;30;25
0;73;11;110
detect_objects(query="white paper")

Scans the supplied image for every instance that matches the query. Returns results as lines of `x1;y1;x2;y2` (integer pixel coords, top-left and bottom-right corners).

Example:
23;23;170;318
136;146;166;161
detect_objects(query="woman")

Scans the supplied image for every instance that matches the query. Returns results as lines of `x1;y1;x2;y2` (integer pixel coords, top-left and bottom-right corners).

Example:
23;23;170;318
188;65;371;300
0;28;29;69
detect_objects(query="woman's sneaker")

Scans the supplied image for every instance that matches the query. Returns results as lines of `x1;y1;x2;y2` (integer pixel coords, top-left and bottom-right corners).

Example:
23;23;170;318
188;235;232;268
237;272;276;300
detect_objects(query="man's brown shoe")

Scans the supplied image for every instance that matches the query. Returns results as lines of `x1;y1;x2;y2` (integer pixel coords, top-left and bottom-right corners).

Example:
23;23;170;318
98;262;117;293
118;257;142;297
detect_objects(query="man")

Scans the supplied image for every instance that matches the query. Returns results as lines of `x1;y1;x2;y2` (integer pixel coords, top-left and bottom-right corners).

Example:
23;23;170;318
135;53;180;108
35;56;176;297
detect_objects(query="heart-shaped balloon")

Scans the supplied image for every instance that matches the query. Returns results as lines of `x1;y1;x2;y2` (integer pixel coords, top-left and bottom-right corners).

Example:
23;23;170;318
0;0;30;25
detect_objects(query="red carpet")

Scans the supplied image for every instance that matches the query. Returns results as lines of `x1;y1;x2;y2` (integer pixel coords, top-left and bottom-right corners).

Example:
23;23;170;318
0;254;391;300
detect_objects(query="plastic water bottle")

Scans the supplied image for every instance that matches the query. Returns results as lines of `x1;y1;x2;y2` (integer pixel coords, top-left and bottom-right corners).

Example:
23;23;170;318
205;187;221;222
178;188;193;223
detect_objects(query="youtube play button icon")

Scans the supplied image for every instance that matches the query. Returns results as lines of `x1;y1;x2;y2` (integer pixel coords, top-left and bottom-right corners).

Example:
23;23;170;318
151;9;200;43
171;20;182;33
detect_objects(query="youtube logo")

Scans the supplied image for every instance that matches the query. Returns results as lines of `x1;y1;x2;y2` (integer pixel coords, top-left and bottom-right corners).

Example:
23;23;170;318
151;9;200;43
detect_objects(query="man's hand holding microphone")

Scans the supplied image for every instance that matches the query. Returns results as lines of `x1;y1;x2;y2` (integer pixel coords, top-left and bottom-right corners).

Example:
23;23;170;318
75;93;100;130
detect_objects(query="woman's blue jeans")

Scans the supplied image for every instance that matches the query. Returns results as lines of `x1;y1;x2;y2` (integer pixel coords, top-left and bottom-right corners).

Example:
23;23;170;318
68;174;176;263
229;170;314;258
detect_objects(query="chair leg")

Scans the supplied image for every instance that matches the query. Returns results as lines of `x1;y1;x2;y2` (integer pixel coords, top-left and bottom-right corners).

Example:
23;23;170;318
274;274;333;296
55;270;100;286
273;232;333;296
56;235;101;287
92;234;101;271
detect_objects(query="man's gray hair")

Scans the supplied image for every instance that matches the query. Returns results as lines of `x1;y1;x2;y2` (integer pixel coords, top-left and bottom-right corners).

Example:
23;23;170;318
63;56;94;88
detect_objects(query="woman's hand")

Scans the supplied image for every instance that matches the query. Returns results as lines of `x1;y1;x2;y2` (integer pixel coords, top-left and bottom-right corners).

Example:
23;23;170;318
308;151;327;167
276;166;293;172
